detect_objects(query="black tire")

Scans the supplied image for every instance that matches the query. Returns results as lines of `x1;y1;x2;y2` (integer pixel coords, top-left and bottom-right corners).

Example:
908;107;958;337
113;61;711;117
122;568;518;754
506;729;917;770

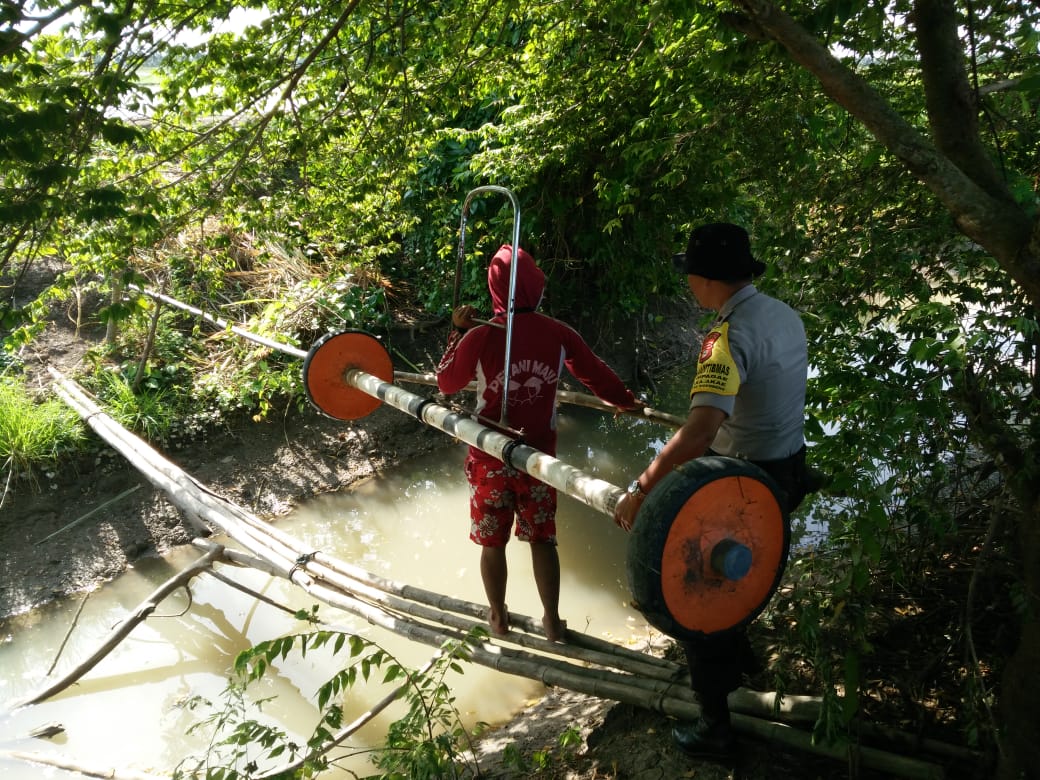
625;456;790;641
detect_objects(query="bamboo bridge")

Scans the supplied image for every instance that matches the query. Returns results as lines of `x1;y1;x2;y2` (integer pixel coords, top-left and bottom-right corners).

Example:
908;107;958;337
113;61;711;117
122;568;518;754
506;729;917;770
3;285;963;779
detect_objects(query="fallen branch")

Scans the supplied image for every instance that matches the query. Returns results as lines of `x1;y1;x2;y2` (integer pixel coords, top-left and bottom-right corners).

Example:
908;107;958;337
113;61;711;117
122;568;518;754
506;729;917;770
201;566;303;618
27;722;65;739
46;592;90;676
0;750;167;780
13;544;224;708
257;651;444;779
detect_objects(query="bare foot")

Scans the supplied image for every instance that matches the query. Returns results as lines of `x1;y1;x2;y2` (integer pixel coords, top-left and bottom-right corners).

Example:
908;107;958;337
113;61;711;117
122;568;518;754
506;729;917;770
487;605;509;637
542;616;567;642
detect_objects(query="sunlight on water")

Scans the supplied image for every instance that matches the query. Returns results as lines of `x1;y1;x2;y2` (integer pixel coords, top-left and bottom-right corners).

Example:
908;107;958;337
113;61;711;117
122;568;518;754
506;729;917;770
0;551;306;778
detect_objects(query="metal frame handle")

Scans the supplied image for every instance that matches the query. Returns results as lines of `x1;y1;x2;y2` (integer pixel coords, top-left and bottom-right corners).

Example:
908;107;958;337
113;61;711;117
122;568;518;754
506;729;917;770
454;185;522;427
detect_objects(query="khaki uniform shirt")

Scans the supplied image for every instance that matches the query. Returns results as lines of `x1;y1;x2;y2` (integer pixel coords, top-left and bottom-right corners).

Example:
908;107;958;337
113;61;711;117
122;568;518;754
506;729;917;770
689;284;807;461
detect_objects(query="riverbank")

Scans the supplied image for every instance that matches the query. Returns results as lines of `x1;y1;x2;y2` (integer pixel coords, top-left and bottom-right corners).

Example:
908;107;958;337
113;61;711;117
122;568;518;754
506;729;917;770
0;396;815;780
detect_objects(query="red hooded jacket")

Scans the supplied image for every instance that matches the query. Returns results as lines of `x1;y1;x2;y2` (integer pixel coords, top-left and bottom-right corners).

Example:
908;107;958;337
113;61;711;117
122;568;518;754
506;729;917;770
437;245;636;458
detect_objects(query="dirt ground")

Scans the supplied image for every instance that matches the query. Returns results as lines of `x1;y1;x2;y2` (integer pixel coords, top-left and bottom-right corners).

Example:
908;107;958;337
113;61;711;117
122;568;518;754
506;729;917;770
0;265;917;779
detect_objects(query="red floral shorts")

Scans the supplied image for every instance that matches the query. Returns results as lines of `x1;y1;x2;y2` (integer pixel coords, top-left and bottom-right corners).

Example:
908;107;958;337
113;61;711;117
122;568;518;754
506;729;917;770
465;454;557;546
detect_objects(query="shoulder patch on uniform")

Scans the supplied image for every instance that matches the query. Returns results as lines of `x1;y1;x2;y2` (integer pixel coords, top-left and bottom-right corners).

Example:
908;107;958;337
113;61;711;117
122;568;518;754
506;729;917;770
690;322;740;396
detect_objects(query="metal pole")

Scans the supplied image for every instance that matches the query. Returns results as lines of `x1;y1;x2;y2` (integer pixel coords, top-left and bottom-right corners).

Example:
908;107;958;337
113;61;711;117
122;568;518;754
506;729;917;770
455;185;522;427
345;367;624;518
129;287;682;430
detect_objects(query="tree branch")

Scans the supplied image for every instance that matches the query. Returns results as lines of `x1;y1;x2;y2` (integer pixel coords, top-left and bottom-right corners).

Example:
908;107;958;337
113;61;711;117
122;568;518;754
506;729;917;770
213;0;364;195
0;0;93;57
951;365;1031;491
727;0;1039;305
911;0;1011;202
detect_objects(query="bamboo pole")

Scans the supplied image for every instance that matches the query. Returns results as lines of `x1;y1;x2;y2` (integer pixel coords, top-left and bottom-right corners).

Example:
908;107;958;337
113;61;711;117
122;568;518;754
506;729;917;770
128;285;308;360
46;370;953;777
428;371;683;427
273;574;947;780
129;285;683;429
200;505;680;682
194;540;680;689
46;372;824;731
194;540;712;708
49;371;210;537
207;537;820;724
189;538;941;779
346;367;626;518
393;370;685;429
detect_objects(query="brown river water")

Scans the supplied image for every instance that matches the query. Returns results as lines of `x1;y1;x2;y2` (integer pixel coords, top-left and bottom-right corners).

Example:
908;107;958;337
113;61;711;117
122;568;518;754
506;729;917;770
0;403;676;778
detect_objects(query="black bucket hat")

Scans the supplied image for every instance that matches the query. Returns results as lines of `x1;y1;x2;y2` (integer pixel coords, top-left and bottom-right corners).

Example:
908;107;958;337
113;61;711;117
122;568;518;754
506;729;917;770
672;222;766;280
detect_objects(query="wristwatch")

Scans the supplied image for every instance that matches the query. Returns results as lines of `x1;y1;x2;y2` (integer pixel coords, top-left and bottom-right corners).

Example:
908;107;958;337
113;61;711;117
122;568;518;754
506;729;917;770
627;479;646;499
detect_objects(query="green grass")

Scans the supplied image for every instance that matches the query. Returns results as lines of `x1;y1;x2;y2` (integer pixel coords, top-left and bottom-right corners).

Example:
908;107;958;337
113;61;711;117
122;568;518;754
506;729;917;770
0;377;85;487
92;368;178;444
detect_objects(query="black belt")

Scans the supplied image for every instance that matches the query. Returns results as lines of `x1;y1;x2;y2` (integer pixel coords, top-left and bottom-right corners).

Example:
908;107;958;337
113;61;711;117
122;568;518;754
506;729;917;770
708;444;805;469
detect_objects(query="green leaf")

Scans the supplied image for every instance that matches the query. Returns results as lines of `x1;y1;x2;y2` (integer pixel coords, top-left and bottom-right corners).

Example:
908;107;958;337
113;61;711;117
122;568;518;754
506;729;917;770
99;119;144;145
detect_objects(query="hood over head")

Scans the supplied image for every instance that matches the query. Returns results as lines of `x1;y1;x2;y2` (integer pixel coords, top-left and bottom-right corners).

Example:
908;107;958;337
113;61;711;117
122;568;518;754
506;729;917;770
488;244;544;315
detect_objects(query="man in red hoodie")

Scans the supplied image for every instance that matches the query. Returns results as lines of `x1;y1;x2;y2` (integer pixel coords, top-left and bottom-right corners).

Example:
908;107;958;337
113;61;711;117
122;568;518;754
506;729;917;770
437;244;641;641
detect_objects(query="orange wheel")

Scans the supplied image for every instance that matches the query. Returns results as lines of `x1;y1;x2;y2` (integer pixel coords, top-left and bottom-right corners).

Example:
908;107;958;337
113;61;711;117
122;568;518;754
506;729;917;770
626;457;790;640
302;331;393;420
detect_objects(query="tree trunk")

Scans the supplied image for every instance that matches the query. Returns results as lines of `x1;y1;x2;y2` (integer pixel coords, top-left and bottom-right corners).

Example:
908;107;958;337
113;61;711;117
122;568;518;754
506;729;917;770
728;0;1040;309
997;492;1040;780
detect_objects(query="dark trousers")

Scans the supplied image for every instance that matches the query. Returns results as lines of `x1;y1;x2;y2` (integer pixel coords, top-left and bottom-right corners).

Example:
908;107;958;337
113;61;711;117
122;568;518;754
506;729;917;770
682;630;759;701
684;446;808;706
746;444;808;516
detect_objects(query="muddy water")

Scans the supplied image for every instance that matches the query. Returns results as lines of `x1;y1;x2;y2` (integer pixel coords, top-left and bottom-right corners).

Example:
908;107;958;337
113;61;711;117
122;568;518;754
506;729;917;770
0;402;675;779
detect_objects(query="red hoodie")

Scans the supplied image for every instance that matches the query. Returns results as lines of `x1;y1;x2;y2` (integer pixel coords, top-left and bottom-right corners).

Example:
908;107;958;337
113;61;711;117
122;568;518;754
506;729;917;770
437;245;636;458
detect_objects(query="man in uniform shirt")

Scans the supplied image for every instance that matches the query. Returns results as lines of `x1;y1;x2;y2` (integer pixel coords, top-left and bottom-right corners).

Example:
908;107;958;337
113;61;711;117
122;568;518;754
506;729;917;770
615;222;809;758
